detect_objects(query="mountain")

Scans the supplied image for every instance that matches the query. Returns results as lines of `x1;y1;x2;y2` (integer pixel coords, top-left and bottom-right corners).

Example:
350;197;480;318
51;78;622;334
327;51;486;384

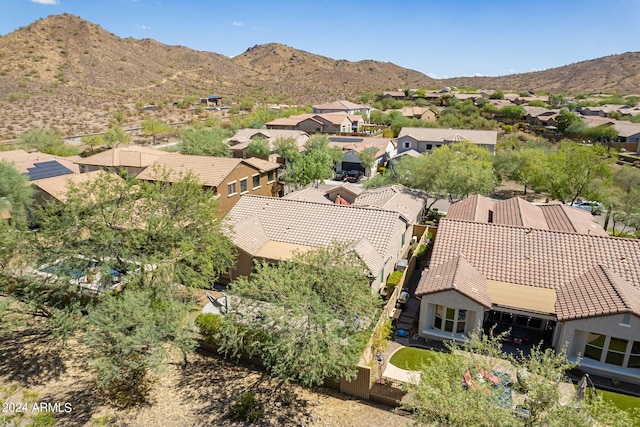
0;14;639;141
440;52;640;95
231;43;435;101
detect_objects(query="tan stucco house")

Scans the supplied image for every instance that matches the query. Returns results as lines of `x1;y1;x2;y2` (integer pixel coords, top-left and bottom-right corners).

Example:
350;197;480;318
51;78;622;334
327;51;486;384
396;128;497;154
75;145;169;176
415;195;640;384
223;195;413;293
137;154;281;214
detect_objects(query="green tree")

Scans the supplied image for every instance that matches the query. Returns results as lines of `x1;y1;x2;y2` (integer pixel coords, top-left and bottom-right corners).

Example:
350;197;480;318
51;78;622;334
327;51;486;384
245;138;271;160
1;170;236;405
533;140;614;204
555;109;582;133
104;123;131;148
403;332;634;427
398;142;496;204
86;282;196;407
356;147;379;177
180;127;232;157
81;134;105;153
0;161;35;226
605;166;640;236
489;90;504;100
281;135;343;189
141;119;173;146
548;93;565;108
494;146;547;194
19;128;79;156
498;105;526;123
216;244;381;387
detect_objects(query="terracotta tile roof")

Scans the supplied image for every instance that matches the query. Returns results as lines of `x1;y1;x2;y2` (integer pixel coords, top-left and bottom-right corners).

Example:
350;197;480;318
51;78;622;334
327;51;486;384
0;149;80;176
225;195;402;276
429;219;640;289
334;194;351;205
556;265;640;320
397;128;497;146
282;187;332;204
353;185;426;222
313;100;369;111
76;145;169;168
32;170;108;202
417;254;491;308
137;154;279;187
327;136;393;158
241;157;281;172
447;195;606;236
227;129;309;151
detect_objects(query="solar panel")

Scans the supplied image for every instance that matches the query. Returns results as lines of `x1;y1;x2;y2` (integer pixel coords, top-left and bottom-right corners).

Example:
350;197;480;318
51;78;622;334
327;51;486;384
26;160;74;181
328;137;363;143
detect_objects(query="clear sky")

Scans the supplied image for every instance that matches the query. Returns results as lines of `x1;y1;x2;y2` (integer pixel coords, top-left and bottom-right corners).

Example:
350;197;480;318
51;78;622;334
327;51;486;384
2;0;639;78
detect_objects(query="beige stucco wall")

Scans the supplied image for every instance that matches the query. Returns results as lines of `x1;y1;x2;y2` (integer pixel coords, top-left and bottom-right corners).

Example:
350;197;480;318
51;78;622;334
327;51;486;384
368;218;411;294
557;313;640;383
418;290;486;341
218;163;278;214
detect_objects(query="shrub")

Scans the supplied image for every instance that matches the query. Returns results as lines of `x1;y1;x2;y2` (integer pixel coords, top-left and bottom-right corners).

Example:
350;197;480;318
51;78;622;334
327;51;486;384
229;391;263;423
195;313;221;344
386;271;403;295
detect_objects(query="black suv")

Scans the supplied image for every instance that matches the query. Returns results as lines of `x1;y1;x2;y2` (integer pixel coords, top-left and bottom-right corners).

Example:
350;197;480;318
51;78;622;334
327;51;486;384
343;170;363;183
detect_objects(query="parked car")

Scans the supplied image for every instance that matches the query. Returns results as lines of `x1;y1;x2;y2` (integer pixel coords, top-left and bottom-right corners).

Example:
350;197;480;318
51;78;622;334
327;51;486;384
343;170;364;183
569;200;604;214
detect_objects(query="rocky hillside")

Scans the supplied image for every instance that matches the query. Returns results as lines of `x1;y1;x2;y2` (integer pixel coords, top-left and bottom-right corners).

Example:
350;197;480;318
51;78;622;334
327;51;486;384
1;13;639;140
231;43;435;101
441;52;640;95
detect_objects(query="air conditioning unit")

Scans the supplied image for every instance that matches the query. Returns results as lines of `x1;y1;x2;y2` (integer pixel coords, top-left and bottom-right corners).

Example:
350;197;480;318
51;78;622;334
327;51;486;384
396;258;408;271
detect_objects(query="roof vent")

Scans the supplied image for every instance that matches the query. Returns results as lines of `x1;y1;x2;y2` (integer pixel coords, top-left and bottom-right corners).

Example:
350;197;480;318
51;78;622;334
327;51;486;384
488;210;494;223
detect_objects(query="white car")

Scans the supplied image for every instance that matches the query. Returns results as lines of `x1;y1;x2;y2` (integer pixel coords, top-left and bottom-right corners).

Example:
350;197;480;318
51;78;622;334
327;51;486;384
570;200;604;214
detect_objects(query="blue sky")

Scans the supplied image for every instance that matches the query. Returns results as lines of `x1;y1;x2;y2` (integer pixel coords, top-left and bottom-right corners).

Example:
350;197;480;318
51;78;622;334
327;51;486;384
2;0;639;78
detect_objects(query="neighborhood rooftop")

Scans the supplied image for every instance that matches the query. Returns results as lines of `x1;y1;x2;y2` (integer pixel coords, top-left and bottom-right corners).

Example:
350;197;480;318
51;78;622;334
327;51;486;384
447;195;607;236
136;153;279;187
225;195;404;277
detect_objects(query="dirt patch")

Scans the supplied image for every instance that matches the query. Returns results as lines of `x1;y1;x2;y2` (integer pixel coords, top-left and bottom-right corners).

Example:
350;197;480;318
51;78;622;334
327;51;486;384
0;324;413;426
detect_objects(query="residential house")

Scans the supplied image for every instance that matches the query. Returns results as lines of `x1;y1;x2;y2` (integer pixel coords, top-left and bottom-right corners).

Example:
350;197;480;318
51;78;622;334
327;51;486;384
32;170;109;205
266;112;363;134
382;91;407;100
75;145;169;176
579;104;628;118
396;128;497;154
0;149;80;181
522;106;560;128
323;182;363;205
415;195;640;384
226;129;309;163
312;100;371;119
223;195;413;293
137;154;280;214
352;185;427;224
327;136;396;174
393;106;438;121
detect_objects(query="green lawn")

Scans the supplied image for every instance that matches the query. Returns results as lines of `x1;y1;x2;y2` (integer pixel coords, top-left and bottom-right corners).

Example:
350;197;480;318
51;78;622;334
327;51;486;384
599;389;640;425
389;347;439;371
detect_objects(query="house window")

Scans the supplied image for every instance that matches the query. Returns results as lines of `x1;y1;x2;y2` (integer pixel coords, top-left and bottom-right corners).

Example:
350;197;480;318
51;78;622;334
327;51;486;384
240;178;248;194
628;341;640;369
433;305;466;334
252;174;261;190
583;332;637;368
403;142;411;149
426;144;432;150
606;337;628;366
584;333;605;361
227;181;237;196
267;170;275;183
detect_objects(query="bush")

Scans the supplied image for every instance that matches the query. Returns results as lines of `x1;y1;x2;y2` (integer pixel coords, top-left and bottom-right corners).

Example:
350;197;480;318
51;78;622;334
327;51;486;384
386;271;403;295
229;391;263;423
196;313;221;344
